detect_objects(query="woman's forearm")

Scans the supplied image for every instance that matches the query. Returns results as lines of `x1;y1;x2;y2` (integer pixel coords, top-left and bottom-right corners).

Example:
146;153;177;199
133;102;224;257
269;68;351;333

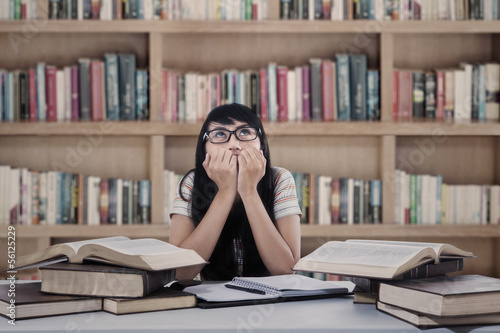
241;191;301;275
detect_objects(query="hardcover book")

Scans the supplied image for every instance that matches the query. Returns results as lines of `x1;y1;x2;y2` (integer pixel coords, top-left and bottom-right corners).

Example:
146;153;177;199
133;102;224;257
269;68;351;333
293;239;474;279
15;236;206;271
377;301;500;328
40;263;174;298
103;287;196;314
0;282;101;320
379;275;500;317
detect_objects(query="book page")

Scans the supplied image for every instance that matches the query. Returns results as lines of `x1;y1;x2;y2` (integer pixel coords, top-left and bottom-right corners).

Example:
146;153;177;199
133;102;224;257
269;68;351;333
66;236;131;253
299;241;435;268
184;282;278;302
345;239;474;258
79;238;187;256
232;274;349;292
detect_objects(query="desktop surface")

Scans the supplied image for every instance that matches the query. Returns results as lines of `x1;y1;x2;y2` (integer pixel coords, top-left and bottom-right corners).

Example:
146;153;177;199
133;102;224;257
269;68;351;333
2;295;500;333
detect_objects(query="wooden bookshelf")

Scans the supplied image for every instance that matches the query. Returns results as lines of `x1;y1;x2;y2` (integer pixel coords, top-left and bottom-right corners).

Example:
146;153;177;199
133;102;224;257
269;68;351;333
0;13;499;276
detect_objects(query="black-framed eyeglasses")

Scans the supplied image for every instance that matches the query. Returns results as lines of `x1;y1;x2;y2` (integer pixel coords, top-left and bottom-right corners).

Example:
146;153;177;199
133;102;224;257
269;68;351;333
203;127;261;144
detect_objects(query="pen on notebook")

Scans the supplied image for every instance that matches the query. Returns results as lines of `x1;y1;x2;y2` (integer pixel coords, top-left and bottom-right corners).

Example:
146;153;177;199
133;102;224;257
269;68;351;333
225;284;267;295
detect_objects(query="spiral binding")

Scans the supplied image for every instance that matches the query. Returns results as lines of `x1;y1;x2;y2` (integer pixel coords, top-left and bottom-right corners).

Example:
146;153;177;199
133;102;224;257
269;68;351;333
230;278;282;296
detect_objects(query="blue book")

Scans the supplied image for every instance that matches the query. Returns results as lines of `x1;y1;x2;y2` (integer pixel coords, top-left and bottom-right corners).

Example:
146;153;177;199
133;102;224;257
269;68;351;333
370;180;381;224
135;70;149;120
0;70;4;121
129;0;139;18
104;54;120;121
227;70;235;104
349;54;367;120
139;180;151;224
366;70;380;121
61;173;72;224
335;54;351;121
478;64;486;121
267;63;278;121
235;72;244;105
137;0;144;19
118;54;136;120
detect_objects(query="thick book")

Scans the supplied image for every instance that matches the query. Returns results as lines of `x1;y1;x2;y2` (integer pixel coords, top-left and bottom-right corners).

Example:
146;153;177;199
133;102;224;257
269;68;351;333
40;263;174;298
378;275;500;317
103;287;196;315
377;301;500;328
184;274;350;306
293;239;474;280
346;258;464;295
14;236;206;271
0;282;101;320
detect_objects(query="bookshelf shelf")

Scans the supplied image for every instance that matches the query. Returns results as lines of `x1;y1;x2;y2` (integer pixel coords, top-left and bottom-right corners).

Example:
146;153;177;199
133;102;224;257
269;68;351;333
2;20;500;34
2;224;498;240
0;121;498;136
1;10;499;277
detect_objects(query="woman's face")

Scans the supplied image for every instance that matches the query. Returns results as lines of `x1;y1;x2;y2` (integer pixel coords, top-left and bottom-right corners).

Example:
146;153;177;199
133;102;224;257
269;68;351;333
204;120;262;157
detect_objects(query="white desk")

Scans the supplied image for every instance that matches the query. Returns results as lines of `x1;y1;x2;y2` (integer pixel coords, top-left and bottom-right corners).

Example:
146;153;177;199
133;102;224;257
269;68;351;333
2;295;500;333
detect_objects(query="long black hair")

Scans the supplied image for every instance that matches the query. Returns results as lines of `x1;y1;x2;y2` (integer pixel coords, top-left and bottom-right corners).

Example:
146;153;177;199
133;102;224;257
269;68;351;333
179;103;276;280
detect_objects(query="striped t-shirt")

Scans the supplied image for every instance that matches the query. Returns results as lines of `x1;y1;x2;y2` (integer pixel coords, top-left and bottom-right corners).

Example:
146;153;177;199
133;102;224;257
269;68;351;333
170;166;302;221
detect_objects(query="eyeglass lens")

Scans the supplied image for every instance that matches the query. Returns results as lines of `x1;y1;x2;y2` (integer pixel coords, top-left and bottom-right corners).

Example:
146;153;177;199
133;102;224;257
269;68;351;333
207;127;258;143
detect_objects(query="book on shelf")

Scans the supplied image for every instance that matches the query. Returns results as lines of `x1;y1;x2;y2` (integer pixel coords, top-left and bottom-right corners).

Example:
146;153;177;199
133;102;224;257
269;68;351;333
14;236;206;271
346;258;464;295
378;275;500;317
183;274;351;307
377;301;500;328
293;239;474;280
40;262;175;298
103;287;197;315
0;282;102;320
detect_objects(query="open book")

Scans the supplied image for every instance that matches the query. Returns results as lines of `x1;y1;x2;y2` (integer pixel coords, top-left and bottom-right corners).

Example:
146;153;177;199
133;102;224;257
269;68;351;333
14;236;206;271
293;239;474;280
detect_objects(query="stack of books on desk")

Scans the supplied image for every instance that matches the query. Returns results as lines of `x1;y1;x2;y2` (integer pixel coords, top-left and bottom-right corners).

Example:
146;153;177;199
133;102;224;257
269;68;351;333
292;239;500;327
376;275;500;328
1;236;205;319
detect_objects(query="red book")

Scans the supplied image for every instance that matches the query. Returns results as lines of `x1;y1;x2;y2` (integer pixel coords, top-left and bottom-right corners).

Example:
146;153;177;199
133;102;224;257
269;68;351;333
100;179;109;224
90;60;103;121
259;69;268;121
170;71;178;123
162;69;168;121
91;0;100;19
322;1;331;19
331;179;340;224
436;70;445;120
321;60;334;121
393;70;399;120
21;3;27;19
29;69;37;121
45;66;58;121
277;66;288;122
252;3;258;20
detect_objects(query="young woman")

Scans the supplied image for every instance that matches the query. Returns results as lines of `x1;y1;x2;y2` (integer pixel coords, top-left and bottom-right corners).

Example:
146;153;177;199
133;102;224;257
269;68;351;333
169;103;301;280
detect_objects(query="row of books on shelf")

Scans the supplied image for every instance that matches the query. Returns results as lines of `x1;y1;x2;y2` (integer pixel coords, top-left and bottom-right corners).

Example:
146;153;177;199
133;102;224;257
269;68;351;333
393;169;500;225
161;54;380;123
281;0;500;21
0;53;149;122
0;0;268;21
394;63;500;121
0;165;152;226
293;173;382;225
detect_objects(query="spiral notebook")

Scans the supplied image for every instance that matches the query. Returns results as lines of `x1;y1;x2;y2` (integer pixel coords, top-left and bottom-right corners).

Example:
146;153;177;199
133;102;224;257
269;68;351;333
183;275;352;308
